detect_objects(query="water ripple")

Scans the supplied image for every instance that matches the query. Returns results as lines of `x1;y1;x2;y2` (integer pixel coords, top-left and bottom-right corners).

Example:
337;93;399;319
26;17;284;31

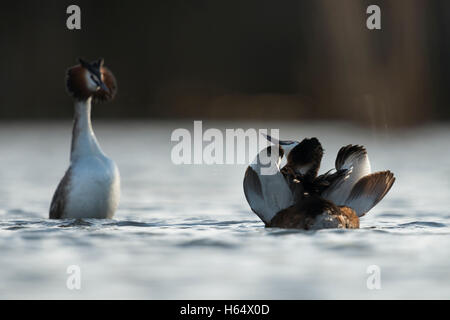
398;221;447;228
177;238;237;249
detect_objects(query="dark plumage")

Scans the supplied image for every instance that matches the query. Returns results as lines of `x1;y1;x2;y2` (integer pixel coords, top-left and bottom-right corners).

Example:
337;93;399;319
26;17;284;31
288;137;323;178
282;137;325;195
66;65;91;101
66;58;117;102
49;168;72;219
313;168;349;194
244;135;396;230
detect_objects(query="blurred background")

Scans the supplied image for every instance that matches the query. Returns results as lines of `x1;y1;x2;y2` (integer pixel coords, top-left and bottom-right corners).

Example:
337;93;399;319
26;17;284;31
0;0;449;127
2;1;450;300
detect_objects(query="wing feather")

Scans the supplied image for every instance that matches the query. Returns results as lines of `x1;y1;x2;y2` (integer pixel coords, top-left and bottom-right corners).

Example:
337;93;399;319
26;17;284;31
322;145;371;205
344;171;395;217
243;150;293;224
49;168;71;219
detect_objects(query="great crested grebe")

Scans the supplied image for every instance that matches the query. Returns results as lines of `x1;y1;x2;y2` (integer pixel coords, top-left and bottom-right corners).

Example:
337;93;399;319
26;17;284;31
243;135;395;230
49;58;120;219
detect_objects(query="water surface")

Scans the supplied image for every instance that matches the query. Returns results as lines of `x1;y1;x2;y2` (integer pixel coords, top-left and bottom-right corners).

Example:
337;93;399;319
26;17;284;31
0;121;449;299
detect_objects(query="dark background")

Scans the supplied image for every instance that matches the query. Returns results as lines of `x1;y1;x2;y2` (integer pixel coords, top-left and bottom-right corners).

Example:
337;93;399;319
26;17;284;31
0;0;449;126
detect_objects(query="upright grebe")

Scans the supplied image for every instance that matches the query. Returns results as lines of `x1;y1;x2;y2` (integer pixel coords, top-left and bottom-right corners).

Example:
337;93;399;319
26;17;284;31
243;135;395;229
49;58;120;219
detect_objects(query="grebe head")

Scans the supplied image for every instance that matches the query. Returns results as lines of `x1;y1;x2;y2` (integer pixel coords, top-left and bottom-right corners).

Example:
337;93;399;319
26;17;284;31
287;137;323;176
66;58;117;102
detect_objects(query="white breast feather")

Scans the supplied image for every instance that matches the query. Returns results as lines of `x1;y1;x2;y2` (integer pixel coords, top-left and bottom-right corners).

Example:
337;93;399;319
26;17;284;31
63;155;120;219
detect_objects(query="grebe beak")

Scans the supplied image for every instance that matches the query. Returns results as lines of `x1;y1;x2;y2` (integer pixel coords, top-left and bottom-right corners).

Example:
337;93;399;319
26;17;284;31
262;133;296;146
262;133;299;158
99;81;110;93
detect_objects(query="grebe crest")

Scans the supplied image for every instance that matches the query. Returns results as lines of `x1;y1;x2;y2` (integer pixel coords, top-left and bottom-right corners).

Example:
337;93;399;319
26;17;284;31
66;58;117;103
49;58;120;219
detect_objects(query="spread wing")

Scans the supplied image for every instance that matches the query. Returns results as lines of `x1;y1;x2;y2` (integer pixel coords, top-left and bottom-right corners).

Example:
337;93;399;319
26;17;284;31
243;150;294;224
321;145;371;205
49;168;71;219
314;169;348;195
344;171;395;217
322;145;395;216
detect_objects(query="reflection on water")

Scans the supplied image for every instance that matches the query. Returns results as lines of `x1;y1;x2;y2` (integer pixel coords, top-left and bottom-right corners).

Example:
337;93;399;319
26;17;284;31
0;121;449;299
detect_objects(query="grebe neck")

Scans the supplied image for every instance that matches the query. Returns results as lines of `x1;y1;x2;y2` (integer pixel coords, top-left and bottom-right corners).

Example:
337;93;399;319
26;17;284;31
70;98;104;161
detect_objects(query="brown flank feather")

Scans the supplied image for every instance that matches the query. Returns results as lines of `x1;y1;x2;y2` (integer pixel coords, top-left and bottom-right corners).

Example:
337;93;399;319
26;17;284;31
268;195;360;230
66;66;91;101
338;206;360;228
